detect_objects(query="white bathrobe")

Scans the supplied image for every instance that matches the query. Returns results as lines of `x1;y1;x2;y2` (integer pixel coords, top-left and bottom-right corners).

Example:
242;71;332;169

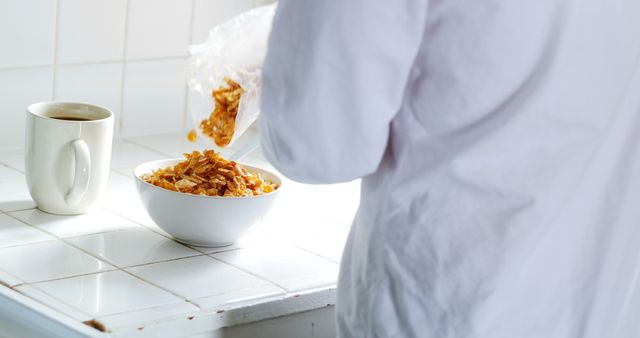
259;0;640;337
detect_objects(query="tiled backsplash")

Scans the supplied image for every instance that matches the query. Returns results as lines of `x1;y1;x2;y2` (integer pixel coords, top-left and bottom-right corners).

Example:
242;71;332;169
0;0;274;151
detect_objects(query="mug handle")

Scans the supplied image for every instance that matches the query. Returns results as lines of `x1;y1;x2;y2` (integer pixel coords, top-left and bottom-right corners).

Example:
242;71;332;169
65;139;91;205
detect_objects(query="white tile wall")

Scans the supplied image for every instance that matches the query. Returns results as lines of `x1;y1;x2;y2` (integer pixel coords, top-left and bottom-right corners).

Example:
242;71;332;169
0;0;56;68
0;0;268;151
54;63;123;128
191;0;254;44
126;0;193;60
0;68;54;150
56;0;127;64
121;59;188;136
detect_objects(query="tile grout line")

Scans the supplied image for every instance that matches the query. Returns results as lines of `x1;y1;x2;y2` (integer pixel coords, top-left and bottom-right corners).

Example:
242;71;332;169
16;277;202;327
1;209;141;250
109;168;133;178
13;265;205;324
119;138;174;157
65;55;188;67
117;267;199;309
11;283;94;320
112;168;136;177
1;210;61;241
0;207;34;213
288;242;342;265
2;235;197;310
188;245;244;255
0;149;24;156
3;209;112;241
34;215;235;311
58;234;204;273
0;267;24;288
0;164;24;174
0;238;59;251
0;56;189;73
0;279;11;289
1;206;33;214
118;0;131;135
183;0;198;132
206;255;289;295
11;268;119;290
2;213;202;310
51;0;61;100
0;163;22;174
117;253;204;270
0;64;54;72
1;231;338;312
59;225;133;241
116;255;290;314
188;0;197;45
94;299;202;321
186;285;288;308
96;201;195;246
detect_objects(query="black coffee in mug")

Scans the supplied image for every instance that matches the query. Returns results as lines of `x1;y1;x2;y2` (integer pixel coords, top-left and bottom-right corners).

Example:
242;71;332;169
51;115;93;121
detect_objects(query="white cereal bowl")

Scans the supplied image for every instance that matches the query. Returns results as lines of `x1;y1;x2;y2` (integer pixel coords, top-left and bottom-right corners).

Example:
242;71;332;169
134;159;281;247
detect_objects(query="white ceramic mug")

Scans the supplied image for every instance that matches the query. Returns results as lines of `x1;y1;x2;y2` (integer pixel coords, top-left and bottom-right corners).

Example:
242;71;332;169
25;102;114;215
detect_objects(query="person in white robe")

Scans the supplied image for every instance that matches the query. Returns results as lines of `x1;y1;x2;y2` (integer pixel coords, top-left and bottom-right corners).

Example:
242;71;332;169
259;1;640;336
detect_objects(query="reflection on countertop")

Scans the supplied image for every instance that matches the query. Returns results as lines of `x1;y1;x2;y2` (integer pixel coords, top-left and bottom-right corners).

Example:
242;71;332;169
0;132;359;336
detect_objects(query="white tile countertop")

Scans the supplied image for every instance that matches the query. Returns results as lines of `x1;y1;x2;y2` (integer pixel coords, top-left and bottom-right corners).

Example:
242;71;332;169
0;133;359;337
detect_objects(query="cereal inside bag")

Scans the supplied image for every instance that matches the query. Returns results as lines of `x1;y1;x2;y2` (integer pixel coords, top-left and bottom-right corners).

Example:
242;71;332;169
142;150;277;197
197;78;244;147
187;4;276;147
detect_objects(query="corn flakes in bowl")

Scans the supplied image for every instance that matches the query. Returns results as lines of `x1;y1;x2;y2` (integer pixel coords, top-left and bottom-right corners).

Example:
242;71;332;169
133;150;281;247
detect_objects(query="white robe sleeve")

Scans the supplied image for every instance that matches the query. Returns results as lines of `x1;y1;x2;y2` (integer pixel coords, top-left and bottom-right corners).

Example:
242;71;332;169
259;0;429;184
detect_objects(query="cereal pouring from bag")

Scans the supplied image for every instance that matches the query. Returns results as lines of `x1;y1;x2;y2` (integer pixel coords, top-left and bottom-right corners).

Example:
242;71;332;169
196;78;244;147
141;150;277;197
186;4;276;147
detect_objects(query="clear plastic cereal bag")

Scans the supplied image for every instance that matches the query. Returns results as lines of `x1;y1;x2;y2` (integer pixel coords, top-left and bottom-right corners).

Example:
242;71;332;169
186;3;276;148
